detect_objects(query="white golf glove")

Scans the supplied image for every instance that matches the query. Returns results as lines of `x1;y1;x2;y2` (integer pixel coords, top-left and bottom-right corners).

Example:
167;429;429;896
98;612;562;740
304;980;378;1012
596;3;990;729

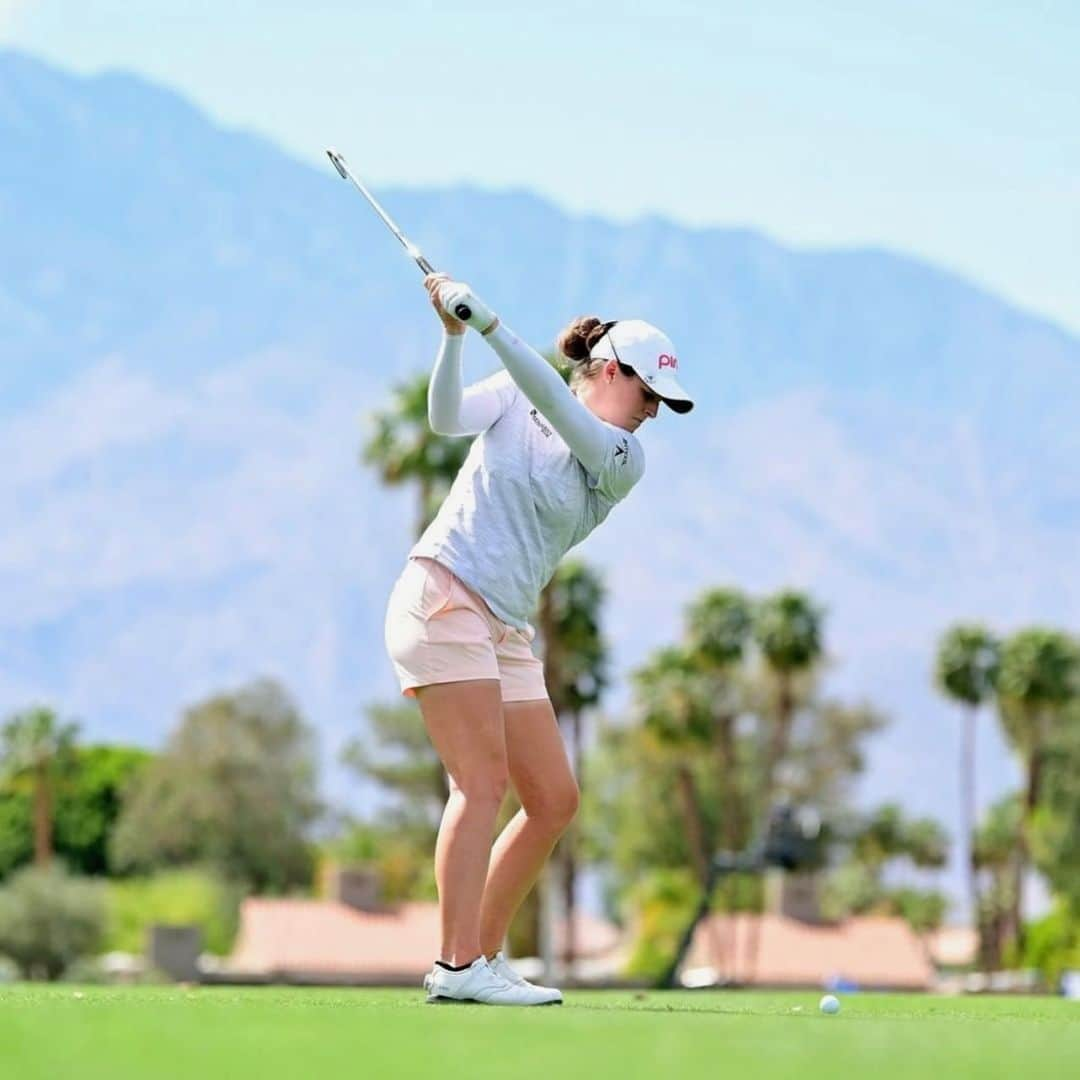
438;280;499;335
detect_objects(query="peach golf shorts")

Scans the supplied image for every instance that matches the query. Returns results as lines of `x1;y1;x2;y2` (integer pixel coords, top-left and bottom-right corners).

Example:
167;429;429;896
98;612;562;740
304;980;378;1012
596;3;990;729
384;556;548;703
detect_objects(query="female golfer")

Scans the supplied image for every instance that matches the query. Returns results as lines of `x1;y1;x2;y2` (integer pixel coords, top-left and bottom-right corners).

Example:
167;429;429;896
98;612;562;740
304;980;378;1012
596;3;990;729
384;273;693;1005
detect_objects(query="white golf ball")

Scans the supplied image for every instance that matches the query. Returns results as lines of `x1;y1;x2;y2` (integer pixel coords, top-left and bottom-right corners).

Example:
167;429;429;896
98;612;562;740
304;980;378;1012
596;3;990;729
819;993;840;1015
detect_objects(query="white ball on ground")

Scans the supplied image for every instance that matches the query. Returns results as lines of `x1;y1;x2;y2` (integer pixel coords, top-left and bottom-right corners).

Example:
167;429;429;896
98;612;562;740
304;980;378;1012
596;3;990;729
819;994;840;1015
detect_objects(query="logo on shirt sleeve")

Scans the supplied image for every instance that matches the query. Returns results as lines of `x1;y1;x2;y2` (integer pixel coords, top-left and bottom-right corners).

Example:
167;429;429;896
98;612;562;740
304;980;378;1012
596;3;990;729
614;438;629;466
529;408;553;438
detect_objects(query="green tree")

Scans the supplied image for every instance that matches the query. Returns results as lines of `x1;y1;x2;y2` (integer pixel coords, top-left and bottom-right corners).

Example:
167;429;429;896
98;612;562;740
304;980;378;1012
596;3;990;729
752;591;824;801
934;623;999;944
602;586;865;897
0;707;79;868
55;745;152;876
362;372;470;539
0;795;30;876
821;803;950;933
583;723;716;893
0;744;151;878
995;629;1080;949
111;679;321;891
591;584;884;983
848;803;949;869
342;701;448;833
779;700;887;812
890;887;949;934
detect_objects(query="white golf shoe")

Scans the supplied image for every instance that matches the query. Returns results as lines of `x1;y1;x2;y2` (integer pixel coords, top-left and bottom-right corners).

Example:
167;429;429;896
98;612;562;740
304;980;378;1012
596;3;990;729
423;955;561;1006
489;951;563;1005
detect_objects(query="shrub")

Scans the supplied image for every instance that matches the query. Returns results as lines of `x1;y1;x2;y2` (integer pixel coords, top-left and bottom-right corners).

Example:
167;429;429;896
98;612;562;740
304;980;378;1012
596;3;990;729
624;868;699;980
0;865;106;980
1023;904;1080;988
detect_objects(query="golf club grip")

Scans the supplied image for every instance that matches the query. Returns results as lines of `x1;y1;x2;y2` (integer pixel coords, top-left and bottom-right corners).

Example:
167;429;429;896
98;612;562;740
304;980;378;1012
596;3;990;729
438;282;477;324
415;256;469;318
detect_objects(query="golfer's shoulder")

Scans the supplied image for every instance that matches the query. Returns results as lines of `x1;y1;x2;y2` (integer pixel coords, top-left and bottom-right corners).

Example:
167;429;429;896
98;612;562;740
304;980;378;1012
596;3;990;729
605;421;645;464
595;424;645;499
618;429;646;481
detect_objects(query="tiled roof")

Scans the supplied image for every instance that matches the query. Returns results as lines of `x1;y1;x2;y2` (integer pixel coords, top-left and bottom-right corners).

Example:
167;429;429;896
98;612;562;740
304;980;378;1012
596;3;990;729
227;899;623;978
228;899;441;977
685;913;934;990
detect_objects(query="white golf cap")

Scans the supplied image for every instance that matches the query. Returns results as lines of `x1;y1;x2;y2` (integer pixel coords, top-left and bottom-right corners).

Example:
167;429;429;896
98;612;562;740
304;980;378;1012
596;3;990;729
589;319;694;414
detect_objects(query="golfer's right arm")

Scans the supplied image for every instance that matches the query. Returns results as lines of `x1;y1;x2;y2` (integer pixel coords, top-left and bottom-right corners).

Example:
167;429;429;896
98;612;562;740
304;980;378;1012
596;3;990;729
426;275;511;436
428;332;509;436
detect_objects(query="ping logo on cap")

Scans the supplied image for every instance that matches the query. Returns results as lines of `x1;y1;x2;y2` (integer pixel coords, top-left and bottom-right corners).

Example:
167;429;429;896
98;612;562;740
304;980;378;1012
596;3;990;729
658;353;678;370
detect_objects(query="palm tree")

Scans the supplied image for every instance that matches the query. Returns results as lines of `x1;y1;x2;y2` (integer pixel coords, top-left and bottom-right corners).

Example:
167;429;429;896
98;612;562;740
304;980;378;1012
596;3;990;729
934;623;999;947
995;628;1080;951
537;560;608;971
686;588;752;853
0;707;79;867
752;591;824;800
972;795;1022;969
362;372;470;540
632;646;714;886
685;588;752;980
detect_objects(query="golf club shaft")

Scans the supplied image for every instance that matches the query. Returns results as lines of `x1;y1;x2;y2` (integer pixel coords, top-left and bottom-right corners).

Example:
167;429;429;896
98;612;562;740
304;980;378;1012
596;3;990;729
326;148;472;321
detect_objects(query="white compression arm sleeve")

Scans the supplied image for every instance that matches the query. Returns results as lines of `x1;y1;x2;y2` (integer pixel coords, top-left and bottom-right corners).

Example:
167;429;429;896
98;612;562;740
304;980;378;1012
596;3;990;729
482;322;616;476
428;332;511;436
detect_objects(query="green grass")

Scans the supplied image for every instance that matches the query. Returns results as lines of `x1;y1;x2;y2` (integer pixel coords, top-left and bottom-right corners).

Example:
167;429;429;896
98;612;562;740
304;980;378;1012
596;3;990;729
2;986;1078;1079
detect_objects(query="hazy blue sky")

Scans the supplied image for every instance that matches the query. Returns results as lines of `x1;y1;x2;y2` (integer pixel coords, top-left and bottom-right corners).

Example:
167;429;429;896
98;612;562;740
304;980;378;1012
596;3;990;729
4;1;1078;332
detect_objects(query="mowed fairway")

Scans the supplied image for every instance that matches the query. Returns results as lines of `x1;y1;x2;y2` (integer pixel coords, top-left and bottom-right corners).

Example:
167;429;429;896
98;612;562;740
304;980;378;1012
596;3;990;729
2;986;1079;1079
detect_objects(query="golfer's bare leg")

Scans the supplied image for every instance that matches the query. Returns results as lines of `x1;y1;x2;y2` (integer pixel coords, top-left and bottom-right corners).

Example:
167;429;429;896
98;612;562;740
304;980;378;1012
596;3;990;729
479;698;579;956
416;679;508;967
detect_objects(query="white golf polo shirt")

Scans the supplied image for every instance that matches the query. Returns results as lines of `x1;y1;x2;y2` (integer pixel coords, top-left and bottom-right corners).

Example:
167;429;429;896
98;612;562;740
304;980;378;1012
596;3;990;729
410;325;645;631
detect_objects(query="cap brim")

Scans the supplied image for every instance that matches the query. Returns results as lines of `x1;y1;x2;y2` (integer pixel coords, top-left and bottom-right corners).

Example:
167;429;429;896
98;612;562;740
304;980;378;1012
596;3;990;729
653;374;694;414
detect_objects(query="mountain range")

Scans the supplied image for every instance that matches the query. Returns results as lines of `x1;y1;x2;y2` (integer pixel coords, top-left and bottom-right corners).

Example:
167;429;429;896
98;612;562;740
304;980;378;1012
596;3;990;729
2;49;1078;906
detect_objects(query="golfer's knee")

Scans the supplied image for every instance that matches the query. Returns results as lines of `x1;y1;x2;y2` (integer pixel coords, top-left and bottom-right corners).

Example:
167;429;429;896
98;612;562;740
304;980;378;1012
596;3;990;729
455;762;509;809
527;779;580;833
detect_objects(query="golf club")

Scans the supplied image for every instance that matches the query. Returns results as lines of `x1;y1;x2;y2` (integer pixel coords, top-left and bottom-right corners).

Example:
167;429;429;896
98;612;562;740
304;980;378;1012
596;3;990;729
326;148;473;322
